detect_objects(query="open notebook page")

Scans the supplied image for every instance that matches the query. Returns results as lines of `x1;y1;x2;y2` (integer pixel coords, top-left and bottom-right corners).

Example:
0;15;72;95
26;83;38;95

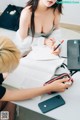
3;56;64;89
27;46;59;60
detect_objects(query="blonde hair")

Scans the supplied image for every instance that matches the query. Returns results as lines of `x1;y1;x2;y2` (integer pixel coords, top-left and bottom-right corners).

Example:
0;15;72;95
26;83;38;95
0;36;21;73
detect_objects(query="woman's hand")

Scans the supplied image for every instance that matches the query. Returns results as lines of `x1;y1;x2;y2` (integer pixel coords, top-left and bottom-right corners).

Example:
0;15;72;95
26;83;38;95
44;38;61;55
47;78;71;93
44;38;55;48
51;43;61;55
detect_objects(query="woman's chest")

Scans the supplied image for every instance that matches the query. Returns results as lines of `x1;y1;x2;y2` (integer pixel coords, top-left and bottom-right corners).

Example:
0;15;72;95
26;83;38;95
34;11;54;33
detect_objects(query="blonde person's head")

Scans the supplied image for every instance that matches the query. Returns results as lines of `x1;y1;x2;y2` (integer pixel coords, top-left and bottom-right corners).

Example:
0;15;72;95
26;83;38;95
0;36;21;73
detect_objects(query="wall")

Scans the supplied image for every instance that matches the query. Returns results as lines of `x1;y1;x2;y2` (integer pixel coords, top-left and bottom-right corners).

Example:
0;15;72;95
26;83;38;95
0;0;10;11
0;1;80;25
11;0;28;7
61;4;80;25
0;0;28;11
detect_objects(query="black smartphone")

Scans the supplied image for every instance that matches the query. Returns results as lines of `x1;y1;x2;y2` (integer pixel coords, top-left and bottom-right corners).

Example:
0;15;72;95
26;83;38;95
38;95;65;113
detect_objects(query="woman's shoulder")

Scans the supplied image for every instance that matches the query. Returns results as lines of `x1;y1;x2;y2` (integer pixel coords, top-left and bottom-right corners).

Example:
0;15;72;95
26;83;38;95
54;8;61;16
20;6;32;21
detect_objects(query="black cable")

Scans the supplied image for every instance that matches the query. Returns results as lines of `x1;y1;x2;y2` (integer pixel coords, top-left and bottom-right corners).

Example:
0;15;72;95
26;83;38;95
58;55;67;58
70;71;78;76
62;63;78;76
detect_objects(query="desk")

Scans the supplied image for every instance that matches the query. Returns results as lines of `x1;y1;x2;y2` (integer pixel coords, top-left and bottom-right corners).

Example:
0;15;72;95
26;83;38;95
3;28;80;120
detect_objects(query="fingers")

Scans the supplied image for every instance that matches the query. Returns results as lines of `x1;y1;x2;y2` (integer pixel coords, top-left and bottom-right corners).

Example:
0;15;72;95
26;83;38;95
51;43;61;55
58;78;71;88
49;77;72;93
45;38;60;49
59;78;69;83
45;38;56;48
49;38;55;47
53;49;60;55
60;78;72;90
50;38;56;44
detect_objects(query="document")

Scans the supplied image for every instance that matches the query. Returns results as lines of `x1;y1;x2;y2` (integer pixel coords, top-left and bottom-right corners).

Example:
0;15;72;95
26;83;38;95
27;46;59;60
3;56;65;88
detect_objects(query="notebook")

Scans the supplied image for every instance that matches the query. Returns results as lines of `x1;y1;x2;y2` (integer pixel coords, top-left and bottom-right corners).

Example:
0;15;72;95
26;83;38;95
3;56;65;89
27;46;59;60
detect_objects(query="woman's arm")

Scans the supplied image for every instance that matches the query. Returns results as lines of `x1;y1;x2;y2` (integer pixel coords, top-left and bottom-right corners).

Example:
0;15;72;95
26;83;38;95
1;78;70;101
19;7;31;40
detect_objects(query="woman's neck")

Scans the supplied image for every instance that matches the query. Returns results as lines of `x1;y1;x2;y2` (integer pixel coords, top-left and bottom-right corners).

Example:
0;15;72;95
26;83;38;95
37;0;48;12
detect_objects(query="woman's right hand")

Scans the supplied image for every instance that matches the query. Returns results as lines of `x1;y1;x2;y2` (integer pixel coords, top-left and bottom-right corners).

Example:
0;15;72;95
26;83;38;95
47;78;71;93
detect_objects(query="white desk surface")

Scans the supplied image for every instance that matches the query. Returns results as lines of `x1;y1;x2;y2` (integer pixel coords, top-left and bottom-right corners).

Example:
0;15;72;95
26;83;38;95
14;72;80;120
3;29;80;120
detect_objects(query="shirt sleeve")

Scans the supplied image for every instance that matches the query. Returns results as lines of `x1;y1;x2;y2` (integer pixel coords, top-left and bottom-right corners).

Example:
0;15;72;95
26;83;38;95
0;86;6;99
14;30;32;56
14;30;45;56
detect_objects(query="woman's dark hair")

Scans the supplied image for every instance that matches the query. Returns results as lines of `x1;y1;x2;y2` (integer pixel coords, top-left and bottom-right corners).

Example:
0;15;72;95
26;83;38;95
26;0;62;38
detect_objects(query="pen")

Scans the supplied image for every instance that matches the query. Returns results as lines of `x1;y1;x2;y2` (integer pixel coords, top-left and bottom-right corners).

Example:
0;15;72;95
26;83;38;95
54;40;64;51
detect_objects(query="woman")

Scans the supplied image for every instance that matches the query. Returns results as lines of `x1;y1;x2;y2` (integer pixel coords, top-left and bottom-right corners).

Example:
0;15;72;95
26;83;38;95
16;0;62;56
0;36;70;101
